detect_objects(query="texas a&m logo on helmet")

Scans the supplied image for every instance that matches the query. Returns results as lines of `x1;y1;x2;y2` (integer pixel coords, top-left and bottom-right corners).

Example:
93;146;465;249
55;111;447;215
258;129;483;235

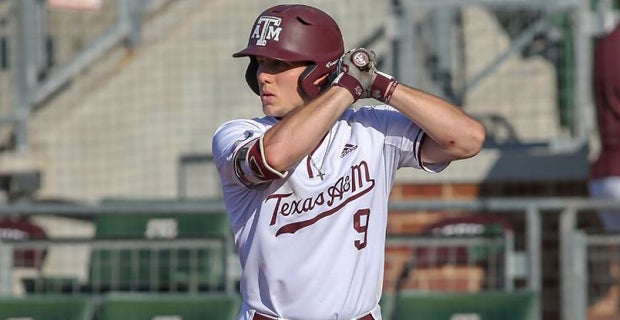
251;16;282;46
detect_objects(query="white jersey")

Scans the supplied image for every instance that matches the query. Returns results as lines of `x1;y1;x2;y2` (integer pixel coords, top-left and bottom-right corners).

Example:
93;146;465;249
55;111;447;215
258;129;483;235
212;105;448;320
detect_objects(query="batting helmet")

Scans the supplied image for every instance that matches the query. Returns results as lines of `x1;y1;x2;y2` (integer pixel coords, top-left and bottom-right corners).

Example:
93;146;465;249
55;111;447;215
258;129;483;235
233;4;344;98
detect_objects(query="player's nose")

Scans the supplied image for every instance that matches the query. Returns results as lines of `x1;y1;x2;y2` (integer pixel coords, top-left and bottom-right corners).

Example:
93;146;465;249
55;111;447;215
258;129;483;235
257;69;273;87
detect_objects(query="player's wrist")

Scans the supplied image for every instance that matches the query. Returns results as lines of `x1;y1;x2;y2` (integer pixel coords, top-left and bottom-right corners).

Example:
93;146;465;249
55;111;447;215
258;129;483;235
332;72;364;102
370;71;399;104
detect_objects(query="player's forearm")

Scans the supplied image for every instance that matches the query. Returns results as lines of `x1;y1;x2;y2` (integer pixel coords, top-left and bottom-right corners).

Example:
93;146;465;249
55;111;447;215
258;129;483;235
262;86;354;172
389;84;486;160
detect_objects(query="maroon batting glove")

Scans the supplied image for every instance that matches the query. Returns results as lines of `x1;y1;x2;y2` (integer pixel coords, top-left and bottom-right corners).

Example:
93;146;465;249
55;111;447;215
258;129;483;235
370;70;399;104
332;48;375;102
332;72;364;101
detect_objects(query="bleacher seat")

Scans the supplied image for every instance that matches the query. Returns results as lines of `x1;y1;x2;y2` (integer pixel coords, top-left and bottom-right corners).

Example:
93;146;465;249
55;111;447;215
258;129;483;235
22;276;81;294
98;293;241;320
393;290;540;320
379;293;395;319
87;199;231;293
0;217;47;268
0;296;93;320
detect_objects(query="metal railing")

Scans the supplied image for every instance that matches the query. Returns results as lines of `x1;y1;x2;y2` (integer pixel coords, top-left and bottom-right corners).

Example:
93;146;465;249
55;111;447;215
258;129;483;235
0;237;230;295
0;197;619;319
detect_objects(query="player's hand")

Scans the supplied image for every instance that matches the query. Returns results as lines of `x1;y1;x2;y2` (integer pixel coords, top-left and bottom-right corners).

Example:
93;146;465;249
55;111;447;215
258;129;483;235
332;48;400;104
332;48;375;101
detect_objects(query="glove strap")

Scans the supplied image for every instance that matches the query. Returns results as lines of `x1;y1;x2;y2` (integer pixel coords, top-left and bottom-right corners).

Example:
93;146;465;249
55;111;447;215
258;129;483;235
332;72;364;102
370;71;399;104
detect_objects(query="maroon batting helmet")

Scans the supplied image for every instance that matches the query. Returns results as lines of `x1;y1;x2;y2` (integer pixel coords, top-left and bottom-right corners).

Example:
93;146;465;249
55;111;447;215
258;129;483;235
233;4;344;98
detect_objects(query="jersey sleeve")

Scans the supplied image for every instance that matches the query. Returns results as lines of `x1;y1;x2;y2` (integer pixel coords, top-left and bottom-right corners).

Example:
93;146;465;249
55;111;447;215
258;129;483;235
370;105;449;173
212;118;286;189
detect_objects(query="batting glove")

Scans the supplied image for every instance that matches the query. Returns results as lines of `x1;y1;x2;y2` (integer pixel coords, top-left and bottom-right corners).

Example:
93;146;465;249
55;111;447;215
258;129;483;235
332;48;399;104
369;68;399;104
332;48;375;101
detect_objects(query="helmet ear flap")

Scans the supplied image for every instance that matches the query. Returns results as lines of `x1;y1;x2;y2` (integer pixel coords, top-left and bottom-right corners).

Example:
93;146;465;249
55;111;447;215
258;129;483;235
298;64;318;98
245;58;260;95
298;64;335;98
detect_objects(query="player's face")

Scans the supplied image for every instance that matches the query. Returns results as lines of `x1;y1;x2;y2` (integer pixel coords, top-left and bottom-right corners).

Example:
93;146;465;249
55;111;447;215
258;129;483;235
255;57;308;118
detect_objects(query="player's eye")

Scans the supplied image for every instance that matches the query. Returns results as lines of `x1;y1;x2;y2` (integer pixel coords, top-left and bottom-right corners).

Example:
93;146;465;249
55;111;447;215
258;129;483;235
256;58;300;73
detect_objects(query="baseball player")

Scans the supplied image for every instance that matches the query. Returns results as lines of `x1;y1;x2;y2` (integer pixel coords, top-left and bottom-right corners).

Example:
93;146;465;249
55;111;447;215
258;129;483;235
212;4;485;320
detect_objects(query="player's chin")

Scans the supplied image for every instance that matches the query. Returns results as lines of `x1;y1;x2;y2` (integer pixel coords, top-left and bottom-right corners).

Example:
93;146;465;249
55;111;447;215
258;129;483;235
262;104;285;118
262;105;275;116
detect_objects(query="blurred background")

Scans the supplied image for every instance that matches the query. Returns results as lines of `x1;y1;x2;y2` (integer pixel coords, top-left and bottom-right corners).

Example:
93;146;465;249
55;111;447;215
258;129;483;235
0;0;618;319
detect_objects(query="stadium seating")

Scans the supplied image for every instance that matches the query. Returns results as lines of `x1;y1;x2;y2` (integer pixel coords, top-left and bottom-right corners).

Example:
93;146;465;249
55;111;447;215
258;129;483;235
22;276;82;294
393;290;540;320
87;198;232;293
98;293;241;320
379;293;395;319
0;296;93;320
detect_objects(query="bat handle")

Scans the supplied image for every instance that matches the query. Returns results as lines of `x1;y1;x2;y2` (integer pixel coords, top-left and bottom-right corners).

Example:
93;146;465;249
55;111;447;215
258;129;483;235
350;49;371;71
